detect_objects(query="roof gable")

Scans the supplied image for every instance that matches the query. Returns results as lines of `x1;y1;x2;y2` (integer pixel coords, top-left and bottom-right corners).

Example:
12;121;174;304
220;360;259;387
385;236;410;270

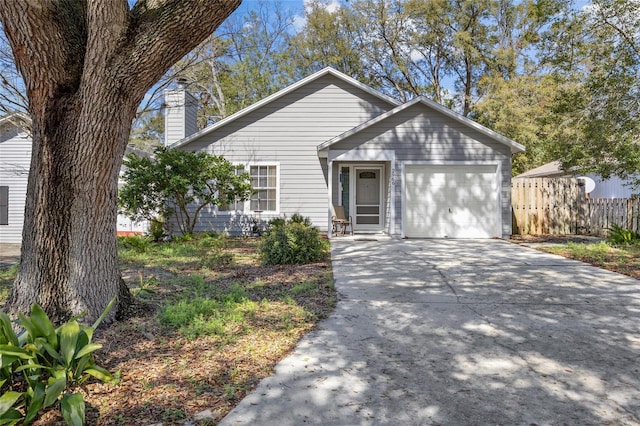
0;112;31;136
169;67;400;149
318;96;525;154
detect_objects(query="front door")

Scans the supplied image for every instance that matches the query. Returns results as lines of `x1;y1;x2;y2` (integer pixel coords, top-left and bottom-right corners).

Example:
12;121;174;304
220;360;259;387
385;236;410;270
354;167;382;230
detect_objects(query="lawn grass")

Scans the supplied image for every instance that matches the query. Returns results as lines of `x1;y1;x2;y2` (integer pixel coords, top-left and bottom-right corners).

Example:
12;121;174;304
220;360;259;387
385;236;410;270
0;264;16;304
540;241;640;279
1;233;336;425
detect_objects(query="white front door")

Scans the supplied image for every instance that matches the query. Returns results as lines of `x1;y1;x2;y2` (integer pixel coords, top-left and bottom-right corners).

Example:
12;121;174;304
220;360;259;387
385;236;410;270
353;167;383;230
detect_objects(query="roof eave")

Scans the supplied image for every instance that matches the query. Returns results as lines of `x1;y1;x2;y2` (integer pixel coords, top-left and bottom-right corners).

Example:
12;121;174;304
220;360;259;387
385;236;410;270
170;67;400;149
319;96;526;154
318;97;421;152
0;112;31;132
417;97;525;153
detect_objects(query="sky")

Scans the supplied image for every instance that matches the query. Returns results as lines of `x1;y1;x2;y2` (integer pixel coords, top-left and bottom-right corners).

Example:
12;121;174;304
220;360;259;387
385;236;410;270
231;0;594;33
231;0;343;31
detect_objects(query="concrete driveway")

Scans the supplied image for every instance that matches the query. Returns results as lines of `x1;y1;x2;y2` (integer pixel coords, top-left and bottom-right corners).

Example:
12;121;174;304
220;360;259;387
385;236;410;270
220;239;640;425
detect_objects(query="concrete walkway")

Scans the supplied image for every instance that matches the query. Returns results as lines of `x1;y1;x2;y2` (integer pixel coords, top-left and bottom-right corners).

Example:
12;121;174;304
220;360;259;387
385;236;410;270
220;239;640;425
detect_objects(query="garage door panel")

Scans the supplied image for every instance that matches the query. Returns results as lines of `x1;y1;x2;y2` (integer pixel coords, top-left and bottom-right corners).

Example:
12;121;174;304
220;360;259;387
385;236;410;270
404;165;498;238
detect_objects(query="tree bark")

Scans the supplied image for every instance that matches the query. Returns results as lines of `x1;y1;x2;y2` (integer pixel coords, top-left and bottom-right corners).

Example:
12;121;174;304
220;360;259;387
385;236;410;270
0;0;241;324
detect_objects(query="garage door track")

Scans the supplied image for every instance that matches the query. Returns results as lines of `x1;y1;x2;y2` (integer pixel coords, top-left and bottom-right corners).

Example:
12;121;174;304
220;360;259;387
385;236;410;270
221;239;640;425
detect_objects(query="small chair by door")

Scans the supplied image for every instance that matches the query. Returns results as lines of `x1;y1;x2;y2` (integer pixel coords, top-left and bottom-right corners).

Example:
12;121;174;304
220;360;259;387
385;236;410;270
332;204;353;236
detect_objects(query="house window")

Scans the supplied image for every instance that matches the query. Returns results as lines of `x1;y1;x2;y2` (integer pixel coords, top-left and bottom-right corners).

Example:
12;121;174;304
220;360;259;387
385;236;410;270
219;165;248;212
219;164;278;213
0;186;8;225
249;165;277;212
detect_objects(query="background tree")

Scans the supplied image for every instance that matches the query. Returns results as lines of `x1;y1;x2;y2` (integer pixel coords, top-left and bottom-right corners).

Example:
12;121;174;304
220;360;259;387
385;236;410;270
473;74;566;175
119;148;252;236
287;0;367;83
129;0;295;149
0;0;242;324
545;0;640;183
0;26;26;116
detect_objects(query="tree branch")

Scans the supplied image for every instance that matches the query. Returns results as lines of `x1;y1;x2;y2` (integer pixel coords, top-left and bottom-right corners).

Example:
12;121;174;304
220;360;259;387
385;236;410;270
117;0;242;102
0;0;87;115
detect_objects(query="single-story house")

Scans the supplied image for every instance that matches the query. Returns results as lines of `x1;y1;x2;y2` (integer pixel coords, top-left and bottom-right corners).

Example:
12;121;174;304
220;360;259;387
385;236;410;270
167;68;525;239
0;113;148;244
516;160;638;199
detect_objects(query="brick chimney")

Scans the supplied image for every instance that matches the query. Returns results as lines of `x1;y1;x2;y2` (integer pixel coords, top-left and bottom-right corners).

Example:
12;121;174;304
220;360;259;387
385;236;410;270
164;78;197;146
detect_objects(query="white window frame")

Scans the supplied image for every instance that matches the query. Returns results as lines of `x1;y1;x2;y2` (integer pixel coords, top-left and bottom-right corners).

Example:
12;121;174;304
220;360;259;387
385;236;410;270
218;162;280;214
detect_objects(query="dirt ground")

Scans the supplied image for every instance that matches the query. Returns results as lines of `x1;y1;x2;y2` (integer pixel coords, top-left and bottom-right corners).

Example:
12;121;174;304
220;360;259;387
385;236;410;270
0;244;20;267
509;234;605;245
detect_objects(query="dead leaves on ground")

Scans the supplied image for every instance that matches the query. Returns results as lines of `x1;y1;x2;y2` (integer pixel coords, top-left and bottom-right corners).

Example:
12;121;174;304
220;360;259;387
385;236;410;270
70;239;334;425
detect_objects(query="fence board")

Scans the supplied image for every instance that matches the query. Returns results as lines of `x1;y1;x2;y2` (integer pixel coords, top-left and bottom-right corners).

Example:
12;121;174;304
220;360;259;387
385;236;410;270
511;178;640;236
512;178;585;235
584;198;640;236
512;178;640;236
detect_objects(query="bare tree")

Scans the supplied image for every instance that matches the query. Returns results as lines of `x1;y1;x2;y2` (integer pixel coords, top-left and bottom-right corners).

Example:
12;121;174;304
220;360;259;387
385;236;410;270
0;26;26;115
0;0;241;324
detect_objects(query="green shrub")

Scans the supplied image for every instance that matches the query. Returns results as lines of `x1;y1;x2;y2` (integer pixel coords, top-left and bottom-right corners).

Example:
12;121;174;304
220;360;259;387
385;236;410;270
198;233;226;250
265;217;286;233
118;235;150;253
607;224;640;246
288;213;312;227
0;301;114;425
172;233;195;243
148;218;165;242
259;222;329;265
266;214;312;235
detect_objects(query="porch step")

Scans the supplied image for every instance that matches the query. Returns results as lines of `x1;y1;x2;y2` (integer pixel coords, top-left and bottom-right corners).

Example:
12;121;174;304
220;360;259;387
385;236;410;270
331;232;393;241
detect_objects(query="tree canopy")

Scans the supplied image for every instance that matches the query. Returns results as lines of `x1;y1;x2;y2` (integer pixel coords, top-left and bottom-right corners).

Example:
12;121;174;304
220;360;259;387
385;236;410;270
154;0;638;180
5;0;635;180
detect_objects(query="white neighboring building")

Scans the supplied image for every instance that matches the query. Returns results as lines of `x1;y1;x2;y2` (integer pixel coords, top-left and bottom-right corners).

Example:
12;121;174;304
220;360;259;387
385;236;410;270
516;160;638;199
0;113;149;244
0;113;31;244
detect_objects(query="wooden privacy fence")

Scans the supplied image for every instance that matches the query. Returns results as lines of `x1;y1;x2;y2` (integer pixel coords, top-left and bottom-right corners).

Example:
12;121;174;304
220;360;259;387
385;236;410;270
512;178;640;236
586;198;640;235
512;178;586;235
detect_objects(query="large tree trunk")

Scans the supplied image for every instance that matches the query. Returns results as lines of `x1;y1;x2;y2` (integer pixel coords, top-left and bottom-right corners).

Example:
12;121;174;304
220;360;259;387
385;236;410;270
0;0;241;324
10;89;137;324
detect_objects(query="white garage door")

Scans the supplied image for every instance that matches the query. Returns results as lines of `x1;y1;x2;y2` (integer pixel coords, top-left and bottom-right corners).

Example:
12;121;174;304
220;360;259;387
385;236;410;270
404;164;499;238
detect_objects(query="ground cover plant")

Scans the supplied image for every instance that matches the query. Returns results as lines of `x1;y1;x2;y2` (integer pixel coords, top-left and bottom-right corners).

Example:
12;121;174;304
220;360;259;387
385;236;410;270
512;234;640;280
0;233;335;424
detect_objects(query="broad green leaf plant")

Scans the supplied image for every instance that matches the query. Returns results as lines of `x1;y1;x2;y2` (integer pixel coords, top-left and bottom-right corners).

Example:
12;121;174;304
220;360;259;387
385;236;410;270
0;300;114;425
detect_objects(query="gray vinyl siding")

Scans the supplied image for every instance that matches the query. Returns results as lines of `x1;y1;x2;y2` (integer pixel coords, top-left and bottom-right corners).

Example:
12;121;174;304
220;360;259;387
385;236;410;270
165;90;198;146
0;126;31;243
328;103;513;237
176;74;394;234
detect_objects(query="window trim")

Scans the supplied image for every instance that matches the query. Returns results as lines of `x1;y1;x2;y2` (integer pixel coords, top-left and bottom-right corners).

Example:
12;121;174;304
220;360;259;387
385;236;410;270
218;162;280;214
